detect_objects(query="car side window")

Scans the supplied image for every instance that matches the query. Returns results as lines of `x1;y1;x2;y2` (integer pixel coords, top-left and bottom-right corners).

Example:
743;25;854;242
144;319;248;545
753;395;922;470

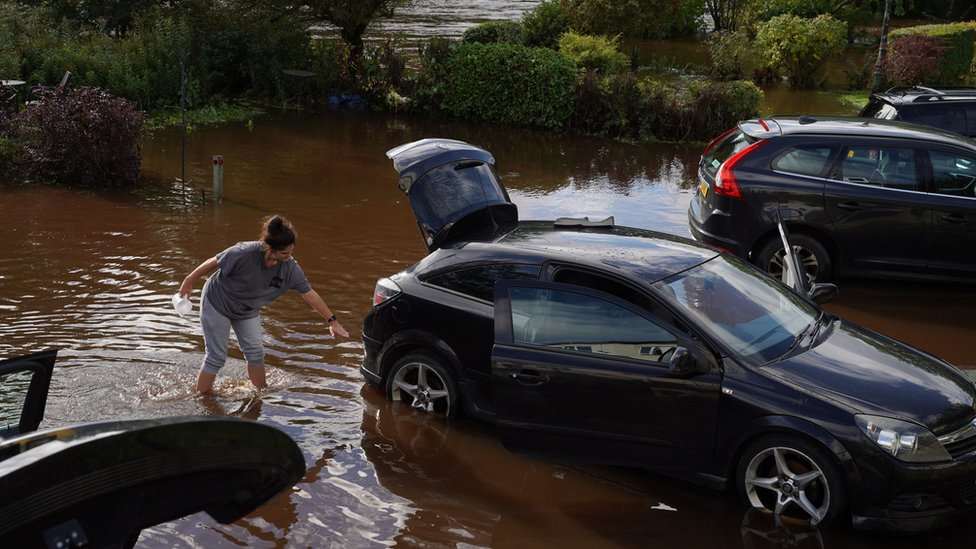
509;286;678;364
928;151;976;198
426;264;540;303
838;146;918;191
771;146;834;177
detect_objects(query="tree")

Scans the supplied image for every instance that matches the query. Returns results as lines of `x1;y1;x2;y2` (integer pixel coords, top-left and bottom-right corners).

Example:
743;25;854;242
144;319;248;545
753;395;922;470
705;0;749;32
235;0;411;64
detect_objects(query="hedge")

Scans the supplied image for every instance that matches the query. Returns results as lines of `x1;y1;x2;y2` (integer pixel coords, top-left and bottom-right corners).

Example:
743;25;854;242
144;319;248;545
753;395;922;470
890;22;976;83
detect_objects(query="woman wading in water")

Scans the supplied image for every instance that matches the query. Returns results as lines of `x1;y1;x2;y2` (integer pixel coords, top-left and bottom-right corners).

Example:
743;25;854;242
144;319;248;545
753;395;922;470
179;215;349;393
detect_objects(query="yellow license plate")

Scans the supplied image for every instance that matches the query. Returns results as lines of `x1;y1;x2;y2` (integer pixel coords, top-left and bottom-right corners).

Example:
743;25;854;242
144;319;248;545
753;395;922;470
698;181;708;198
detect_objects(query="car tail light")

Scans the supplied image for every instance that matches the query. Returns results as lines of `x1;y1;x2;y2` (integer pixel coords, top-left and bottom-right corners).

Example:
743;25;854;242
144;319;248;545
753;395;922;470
373;277;401;306
714;139;769;200
703;127;736;156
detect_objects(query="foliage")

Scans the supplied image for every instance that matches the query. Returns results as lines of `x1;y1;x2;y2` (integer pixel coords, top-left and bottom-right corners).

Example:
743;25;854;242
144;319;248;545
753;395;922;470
558;32;630;74
291;0;410;61
441;42;576;128
359;38;409;102
560;0;704;39
461;20;523;45
521;0;569;49
569;70;644;137
707;31;754;80
743;0;880;35
408;36;457;113
704;0;749;32
754;14;847;89
8;86;146;186
631;79;762;142
883;34;948;86
890;23;976;84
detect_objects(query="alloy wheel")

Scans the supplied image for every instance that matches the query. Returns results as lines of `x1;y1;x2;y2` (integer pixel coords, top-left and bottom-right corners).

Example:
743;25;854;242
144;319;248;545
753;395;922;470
390;360;453;415
743;445;830;525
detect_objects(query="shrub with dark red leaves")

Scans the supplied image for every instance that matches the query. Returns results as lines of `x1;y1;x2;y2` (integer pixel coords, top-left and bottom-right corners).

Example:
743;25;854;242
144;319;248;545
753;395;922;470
883;34;948;86
11;86;147;187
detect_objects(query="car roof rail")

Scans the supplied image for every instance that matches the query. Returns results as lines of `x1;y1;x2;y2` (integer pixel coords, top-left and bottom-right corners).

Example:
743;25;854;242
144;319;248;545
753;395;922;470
553;216;615;228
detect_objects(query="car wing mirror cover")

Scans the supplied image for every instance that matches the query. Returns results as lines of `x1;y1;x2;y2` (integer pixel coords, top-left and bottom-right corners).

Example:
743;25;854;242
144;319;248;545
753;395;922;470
667;346;713;377
809;282;839;304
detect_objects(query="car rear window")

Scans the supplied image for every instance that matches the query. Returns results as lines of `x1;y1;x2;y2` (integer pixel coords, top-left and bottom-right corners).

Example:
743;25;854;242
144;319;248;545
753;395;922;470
426;264;540;303
702;129;755;178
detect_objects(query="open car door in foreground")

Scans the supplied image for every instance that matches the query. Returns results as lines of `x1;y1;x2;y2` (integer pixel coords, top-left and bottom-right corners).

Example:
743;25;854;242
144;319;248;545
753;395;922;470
0;351;307;549
0;350;56;439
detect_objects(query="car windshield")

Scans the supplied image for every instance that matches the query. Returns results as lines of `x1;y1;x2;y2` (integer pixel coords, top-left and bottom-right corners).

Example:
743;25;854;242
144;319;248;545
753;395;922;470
653;255;819;364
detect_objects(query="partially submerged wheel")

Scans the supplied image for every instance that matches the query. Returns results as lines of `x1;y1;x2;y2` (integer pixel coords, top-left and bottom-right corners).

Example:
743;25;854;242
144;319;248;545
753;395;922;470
756;233;831;285
737;435;846;528
386;352;459;418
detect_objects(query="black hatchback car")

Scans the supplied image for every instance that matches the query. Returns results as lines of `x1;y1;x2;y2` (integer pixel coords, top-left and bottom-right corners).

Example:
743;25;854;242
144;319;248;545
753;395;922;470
688;116;976;283
362;138;976;532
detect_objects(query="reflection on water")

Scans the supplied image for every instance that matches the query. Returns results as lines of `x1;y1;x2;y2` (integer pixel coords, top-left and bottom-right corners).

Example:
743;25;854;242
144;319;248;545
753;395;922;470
2;75;975;549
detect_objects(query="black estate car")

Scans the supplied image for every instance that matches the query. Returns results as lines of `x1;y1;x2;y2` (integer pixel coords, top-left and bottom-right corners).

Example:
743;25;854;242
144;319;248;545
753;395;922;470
361;138;976;532
860;86;976;137
688;116;976;283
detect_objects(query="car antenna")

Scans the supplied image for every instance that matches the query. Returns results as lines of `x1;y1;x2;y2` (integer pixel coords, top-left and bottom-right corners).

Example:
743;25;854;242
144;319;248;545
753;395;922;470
798;115;817;125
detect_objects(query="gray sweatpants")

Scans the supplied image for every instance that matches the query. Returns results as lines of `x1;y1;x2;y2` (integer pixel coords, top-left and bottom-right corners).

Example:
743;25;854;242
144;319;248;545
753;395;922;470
200;302;264;374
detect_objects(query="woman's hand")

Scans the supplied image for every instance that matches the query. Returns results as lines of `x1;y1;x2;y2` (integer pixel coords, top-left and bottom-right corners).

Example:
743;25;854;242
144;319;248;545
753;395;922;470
329;320;349;338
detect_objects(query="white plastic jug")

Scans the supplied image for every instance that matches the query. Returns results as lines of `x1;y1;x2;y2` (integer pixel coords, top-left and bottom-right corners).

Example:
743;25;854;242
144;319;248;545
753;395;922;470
171;294;192;317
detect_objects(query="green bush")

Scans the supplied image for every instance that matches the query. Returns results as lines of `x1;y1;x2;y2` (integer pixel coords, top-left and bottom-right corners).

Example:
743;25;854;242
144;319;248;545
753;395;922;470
521;0;570;49
558;32;629;74
707;31;755;81
409;37;458;112
441;42;576;128
9;86;147;186
637;79;762;142
560;0;703;39
890;23;976;84
569;71;644;136
461;20;524;45
755;14;847;89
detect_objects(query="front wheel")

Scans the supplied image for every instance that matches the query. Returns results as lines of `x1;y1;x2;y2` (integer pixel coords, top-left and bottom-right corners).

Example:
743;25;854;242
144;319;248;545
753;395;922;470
737;435;846;528
386;352;459;418
755;233;832;285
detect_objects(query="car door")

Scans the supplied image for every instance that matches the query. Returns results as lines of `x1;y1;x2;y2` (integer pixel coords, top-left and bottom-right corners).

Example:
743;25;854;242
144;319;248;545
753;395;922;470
0;350;56;439
823;141;930;274
491;280;722;471
923;147;976;277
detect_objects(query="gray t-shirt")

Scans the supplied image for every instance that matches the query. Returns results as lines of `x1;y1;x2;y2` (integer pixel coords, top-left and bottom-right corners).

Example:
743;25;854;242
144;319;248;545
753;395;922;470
202;241;311;320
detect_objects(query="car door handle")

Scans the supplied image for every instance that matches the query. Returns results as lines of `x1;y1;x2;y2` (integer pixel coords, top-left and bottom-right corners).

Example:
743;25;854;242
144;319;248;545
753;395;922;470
510;369;549;386
940;213;967;224
836;201;864;211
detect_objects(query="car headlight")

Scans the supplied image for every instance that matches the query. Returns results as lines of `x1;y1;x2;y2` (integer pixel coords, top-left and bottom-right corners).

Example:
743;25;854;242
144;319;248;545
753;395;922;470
855;415;952;463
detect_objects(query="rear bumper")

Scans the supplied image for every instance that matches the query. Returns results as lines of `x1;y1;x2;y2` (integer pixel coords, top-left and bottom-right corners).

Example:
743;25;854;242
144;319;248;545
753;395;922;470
360;334;383;386
687;198;747;257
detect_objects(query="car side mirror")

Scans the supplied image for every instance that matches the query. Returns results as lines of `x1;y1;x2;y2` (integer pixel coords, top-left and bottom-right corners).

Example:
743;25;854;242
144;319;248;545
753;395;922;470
809;282;838;304
668;346;711;377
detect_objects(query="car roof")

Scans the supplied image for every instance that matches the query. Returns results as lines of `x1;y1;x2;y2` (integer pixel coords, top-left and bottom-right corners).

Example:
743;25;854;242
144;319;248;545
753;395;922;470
420;221;720;284
871;85;976;105
739;115;976;151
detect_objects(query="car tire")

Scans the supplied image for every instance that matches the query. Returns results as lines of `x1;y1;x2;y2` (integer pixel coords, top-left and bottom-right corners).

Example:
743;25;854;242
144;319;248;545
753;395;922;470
755;233;832;284
386;352;459;418
736;435;847;528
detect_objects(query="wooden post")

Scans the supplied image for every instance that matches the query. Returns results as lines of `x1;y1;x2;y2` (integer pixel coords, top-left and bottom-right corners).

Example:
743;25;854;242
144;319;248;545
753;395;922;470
212;155;224;201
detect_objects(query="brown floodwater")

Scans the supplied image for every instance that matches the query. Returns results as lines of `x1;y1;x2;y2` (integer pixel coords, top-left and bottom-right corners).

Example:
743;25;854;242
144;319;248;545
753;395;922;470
3;3;976;546
3;107;975;548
